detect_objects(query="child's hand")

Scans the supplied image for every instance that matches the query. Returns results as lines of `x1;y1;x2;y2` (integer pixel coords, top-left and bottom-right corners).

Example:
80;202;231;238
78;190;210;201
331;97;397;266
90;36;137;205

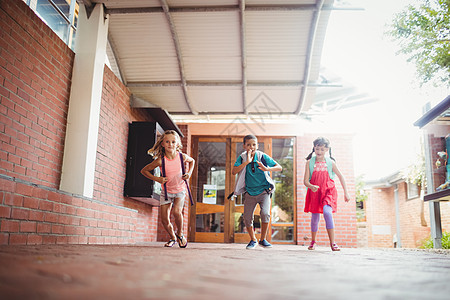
344;193;351;202
256;161;268;171
310;185;319;192
182;173;191;180
246;150;254;162
158;177;168;184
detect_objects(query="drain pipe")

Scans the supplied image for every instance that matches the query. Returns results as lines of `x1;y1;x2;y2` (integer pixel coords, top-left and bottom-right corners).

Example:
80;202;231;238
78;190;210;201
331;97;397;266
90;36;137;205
394;184;402;248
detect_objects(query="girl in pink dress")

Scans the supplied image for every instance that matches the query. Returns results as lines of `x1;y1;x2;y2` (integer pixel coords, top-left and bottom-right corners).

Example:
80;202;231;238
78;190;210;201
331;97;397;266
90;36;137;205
303;137;350;251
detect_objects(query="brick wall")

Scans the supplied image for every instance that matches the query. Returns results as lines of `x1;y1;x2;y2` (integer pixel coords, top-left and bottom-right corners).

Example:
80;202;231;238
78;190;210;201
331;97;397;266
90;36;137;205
0;175;137;245
0;0;159;245
365;182;435;248
0;0;74;190
97;66;159;243
296;134;357;248
397;183;430;248
441;202;450;233
365;187;396;247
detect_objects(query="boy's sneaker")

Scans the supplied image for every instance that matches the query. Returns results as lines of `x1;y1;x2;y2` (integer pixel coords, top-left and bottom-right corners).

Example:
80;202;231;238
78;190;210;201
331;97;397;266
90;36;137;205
246;240;258;249
258;239;272;248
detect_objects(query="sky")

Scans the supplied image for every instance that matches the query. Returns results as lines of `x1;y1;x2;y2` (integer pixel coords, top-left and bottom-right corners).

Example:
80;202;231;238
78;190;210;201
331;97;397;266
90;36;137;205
316;0;449;180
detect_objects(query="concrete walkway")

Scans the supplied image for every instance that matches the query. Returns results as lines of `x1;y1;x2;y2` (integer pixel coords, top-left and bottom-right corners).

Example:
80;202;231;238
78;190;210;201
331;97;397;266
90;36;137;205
1;243;449;300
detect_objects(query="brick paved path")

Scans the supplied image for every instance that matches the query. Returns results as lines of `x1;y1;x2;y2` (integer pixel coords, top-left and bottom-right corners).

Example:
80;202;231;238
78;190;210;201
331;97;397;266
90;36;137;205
1;243;449;300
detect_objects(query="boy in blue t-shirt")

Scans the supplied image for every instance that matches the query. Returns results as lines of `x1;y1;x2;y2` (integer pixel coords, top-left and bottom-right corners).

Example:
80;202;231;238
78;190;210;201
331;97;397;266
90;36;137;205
232;134;282;249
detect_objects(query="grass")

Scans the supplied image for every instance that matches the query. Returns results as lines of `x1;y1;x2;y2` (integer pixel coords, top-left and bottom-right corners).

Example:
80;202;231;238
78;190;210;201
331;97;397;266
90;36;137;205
420;231;450;249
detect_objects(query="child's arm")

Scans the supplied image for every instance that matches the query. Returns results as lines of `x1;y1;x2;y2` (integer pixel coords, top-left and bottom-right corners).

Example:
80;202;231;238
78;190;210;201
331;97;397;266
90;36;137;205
140;158;167;184
303;160;319;192
181;153;195;180
256;161;282;172
232;156;249;175
332;161;350;202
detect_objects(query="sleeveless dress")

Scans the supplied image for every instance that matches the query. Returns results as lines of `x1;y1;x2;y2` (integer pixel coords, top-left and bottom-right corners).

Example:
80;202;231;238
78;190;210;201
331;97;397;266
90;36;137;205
304;161;338;213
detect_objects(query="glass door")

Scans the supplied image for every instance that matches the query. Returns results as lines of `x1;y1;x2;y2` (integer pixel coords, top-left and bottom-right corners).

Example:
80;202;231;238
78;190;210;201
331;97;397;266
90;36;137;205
189;137;232;243
189;136;295;244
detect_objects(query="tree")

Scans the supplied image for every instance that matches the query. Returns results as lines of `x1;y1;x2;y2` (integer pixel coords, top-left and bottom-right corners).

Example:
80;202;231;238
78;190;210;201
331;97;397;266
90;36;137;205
386;0;450;86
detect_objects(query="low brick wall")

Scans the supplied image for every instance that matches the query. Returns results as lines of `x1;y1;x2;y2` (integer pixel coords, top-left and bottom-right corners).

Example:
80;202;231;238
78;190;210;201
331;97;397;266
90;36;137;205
0;175;138;245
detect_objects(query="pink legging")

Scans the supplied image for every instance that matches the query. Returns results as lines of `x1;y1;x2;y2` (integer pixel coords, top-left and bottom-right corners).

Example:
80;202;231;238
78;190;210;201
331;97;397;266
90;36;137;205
311;205;334;232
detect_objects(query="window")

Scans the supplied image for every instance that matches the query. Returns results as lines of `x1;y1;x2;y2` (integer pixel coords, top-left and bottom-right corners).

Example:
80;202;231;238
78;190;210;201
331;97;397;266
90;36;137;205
271;138;295;242
407;182;419;200
24;0;79;50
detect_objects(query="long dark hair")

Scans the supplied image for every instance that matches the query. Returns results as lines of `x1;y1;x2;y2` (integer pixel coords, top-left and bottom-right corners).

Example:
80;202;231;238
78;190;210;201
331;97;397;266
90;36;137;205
305;137;335;161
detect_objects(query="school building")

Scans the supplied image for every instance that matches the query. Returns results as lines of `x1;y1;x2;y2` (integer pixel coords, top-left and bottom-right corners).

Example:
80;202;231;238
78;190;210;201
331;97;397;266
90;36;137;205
360;96;450;249
0;0;357;247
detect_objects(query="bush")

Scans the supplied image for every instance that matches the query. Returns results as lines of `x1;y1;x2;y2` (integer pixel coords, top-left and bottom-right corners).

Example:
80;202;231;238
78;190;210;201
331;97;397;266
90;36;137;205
420;231;450;249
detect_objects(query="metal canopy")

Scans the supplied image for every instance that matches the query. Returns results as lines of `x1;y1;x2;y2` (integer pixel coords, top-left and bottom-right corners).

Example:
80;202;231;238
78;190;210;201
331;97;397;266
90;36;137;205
80;0;355;120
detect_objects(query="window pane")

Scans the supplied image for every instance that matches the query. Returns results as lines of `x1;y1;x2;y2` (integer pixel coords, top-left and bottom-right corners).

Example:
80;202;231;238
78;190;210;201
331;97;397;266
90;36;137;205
54;0;70;18
198;142;226;205
271;226;294;242
234;212;261;234
272;138;294;223
36;0;69;43
196;213;224;233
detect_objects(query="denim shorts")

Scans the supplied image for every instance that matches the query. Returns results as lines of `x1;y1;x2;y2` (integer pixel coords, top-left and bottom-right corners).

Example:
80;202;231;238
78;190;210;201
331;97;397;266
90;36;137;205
160;190;186;206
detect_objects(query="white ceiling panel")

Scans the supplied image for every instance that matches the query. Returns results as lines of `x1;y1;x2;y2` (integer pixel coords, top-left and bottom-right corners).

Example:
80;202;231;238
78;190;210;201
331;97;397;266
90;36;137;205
130;86;189;112
189;87;243;113
247;87;302;113
91;0;339;119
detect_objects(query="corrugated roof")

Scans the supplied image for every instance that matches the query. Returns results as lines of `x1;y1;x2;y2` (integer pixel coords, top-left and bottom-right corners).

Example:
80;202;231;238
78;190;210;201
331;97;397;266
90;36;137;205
84;0;341;120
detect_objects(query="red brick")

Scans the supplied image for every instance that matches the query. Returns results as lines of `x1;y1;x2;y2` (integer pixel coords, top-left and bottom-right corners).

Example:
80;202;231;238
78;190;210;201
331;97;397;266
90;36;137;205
28;210;44;221
44;212;59;223
20;221;36;233
11;207;29;220
0;206;11;218
27;234;43;245
37;223;51;233
56;235;68;244
0;178;16;192
0;233;9;244
39;200;53;211
23;196;39;209
15;183;34;196
9;233;27;245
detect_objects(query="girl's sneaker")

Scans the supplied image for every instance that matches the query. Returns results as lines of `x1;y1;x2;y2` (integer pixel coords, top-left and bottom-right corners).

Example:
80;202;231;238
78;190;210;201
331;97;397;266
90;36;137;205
246;240;258;249
259;239;272;248
308;241;316;250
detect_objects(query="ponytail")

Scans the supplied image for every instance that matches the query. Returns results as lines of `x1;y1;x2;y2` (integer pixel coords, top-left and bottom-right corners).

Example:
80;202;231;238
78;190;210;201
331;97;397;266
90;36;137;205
305;147;314;160
329;147;336;162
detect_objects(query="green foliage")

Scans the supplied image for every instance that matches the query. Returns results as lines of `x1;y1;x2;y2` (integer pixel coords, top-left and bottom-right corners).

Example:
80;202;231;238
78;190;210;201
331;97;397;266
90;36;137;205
355;175;367;221
355;174;368;203
402;152;426;190
274;155;294;221
386;0;450;87
420;231;450;249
